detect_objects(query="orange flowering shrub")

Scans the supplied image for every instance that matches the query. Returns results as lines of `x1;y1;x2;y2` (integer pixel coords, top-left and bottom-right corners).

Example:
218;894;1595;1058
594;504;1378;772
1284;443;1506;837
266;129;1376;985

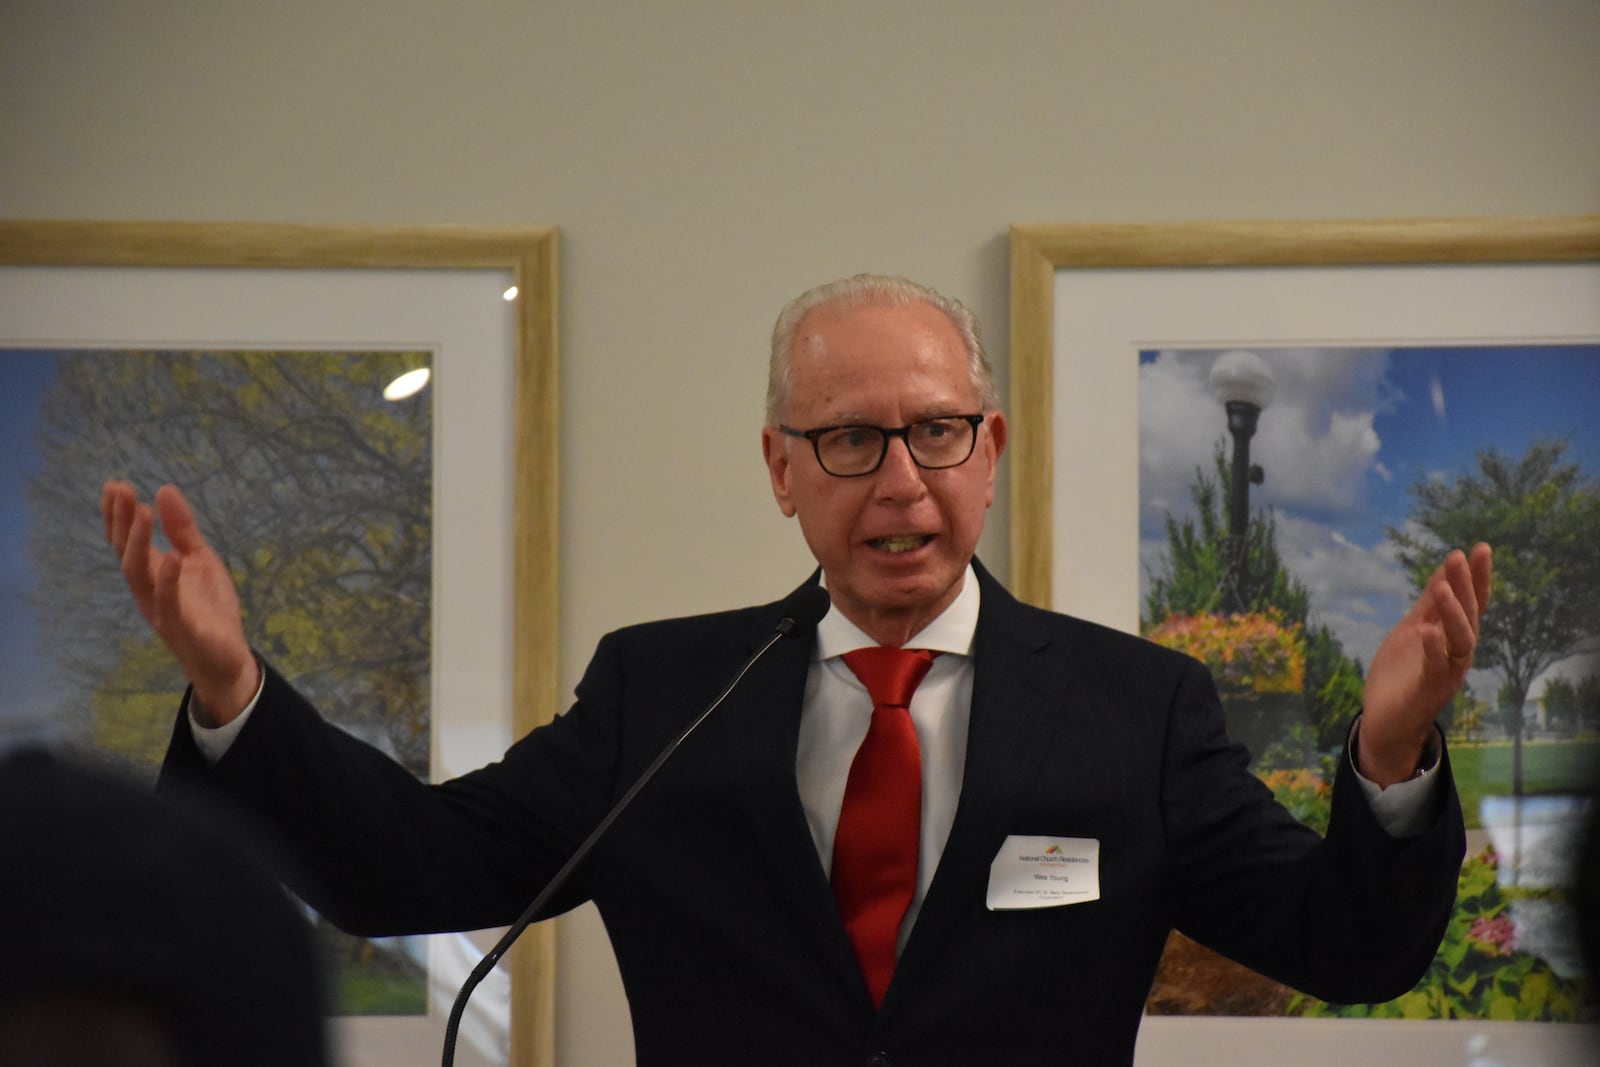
1258;768;1330;797
1258;767;1331;834
1146;611;1306;696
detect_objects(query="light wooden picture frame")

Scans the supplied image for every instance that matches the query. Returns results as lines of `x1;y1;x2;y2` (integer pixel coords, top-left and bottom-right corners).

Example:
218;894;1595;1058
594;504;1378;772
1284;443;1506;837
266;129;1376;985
0;219;560;1067
1008;215;1600;611
1006;215;1600;1065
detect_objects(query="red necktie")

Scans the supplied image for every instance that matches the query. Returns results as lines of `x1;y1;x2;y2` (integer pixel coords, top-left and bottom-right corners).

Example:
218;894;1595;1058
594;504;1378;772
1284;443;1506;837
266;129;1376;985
832;646;938;1007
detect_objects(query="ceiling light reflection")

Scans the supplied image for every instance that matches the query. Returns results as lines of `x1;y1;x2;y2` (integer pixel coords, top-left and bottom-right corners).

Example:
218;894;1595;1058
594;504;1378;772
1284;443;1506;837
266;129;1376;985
383;367;431;401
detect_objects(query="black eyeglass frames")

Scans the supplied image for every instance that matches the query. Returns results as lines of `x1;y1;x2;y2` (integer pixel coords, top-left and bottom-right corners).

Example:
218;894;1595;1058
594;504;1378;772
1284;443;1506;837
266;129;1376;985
776;413;986;477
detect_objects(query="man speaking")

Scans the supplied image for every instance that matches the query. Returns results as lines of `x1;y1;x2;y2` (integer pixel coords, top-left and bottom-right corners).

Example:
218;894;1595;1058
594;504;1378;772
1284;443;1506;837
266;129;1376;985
104;273;1491;1065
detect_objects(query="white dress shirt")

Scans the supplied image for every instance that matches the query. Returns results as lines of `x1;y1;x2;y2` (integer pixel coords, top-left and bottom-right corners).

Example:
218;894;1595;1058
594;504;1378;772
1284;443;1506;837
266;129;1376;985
796;567;980;952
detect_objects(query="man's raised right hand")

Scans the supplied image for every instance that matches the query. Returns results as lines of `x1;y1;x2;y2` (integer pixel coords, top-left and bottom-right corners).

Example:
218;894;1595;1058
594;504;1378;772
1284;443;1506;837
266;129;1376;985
103;481;259;726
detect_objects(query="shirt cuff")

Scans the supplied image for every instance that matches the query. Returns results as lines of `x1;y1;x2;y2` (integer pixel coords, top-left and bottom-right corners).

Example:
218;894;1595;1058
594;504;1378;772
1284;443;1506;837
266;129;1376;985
187;659;265;764
1349;717;1443;839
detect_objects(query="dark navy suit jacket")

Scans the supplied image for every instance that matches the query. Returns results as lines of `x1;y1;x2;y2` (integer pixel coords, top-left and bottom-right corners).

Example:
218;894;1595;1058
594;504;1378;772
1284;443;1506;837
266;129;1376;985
161;560;1465;1066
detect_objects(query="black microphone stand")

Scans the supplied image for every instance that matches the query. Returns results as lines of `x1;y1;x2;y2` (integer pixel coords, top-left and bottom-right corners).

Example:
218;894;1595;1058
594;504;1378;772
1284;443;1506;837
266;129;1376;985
441;598;822;1065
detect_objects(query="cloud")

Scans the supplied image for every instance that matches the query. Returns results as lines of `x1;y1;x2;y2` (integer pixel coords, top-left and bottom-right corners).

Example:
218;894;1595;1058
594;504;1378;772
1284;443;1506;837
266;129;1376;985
1276;514;1413;606
1139;348;1398;530
1138;353;1221;527
1386;517;1436;550
1271;514;1415;667
1430;374;1447;419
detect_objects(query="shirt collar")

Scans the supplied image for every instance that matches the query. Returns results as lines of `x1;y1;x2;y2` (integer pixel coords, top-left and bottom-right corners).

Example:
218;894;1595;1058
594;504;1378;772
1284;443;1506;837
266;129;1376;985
814;563;980;660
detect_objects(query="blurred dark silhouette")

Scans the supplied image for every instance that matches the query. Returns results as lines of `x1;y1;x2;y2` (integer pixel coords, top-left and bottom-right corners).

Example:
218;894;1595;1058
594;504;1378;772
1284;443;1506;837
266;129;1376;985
1581;794;1600;1006
0;747;328;1067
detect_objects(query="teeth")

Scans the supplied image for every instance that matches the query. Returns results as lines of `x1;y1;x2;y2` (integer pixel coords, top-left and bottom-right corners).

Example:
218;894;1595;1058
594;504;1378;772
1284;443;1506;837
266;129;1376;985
875;535;926;553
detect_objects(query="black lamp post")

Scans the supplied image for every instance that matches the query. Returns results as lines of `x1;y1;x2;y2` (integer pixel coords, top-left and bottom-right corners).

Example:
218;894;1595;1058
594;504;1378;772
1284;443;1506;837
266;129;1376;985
1207;350;1275;613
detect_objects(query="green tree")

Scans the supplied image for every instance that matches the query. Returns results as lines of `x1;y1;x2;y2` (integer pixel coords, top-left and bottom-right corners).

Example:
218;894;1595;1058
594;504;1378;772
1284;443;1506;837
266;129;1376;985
1388;440;1600;796
1442;684;1491;745
1144;447;1309;624
27;350;433;778
1541;673;1600;734
1144;446;1365;766
1301;625;1366;752
1578;674;1600;732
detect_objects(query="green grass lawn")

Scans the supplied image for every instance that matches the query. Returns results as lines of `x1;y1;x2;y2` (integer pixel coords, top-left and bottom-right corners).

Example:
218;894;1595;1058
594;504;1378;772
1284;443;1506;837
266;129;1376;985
316;922;428;1015
1448;739;1600;829
337;967;428;1015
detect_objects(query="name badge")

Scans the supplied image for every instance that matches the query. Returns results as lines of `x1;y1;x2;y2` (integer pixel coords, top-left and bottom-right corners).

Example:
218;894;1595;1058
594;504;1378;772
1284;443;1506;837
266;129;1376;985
985;835;1100;910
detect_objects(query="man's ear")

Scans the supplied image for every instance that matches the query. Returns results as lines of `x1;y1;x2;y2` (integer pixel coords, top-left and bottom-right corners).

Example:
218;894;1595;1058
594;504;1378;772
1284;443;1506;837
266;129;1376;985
982;410;1008;508
761;427;798;517
987;410;1009;463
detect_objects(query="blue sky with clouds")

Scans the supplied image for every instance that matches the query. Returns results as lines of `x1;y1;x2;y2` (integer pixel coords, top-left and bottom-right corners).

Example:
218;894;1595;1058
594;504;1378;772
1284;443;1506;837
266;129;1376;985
1138;343;1600;694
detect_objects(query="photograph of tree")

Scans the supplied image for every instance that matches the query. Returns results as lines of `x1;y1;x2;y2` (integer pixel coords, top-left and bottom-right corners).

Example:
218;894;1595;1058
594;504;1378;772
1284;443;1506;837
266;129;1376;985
0;346;434;1016
1136;342;1600;1022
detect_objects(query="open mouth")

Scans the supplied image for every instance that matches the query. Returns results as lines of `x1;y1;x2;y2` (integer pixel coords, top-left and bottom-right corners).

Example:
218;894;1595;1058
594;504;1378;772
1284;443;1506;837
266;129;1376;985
869;534;934;554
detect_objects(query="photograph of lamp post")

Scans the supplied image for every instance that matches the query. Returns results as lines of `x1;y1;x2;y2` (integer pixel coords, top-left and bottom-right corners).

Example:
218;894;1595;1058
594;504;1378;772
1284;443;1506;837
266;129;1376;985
1138;342;1600;1022
1208;350;1275;615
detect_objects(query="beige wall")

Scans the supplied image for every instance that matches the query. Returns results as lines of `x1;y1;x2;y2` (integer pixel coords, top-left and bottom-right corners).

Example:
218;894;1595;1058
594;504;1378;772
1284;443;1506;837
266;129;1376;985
4;2;1597;1064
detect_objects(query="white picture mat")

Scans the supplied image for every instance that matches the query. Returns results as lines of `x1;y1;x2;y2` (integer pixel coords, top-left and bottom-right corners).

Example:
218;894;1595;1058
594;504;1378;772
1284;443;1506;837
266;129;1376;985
1046;260;1600;1066
0;264;518;1066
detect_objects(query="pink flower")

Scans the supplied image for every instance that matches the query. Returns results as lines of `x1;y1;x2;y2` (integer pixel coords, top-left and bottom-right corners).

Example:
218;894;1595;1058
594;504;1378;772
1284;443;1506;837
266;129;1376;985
1468;914;1515;956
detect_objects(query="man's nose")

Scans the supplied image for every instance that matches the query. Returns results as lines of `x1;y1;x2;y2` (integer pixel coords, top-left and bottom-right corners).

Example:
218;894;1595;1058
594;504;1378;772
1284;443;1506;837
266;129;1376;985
873;435;928;497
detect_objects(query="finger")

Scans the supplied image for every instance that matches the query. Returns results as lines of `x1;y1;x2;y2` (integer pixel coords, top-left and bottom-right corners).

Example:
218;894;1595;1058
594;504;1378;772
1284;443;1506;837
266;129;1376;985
1429;567;1477;665
101;481;120;544
104;481;135;555
1469;542;1493;625
1407;554;1454;630
121;503;161;608
1442;549;1480;627
154;485;207;555
152;548;184;633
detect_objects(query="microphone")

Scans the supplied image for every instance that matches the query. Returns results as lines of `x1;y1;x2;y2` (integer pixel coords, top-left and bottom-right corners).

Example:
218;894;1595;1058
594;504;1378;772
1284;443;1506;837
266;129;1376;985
441;583;830;1065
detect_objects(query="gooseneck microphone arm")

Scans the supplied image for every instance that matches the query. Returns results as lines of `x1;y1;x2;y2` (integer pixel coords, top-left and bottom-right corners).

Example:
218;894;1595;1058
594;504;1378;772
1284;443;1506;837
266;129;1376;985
441;585;830;1066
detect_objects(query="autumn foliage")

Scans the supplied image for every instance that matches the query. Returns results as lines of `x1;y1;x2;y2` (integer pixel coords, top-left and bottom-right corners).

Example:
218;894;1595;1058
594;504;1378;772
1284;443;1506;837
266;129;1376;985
1146;610;1306;697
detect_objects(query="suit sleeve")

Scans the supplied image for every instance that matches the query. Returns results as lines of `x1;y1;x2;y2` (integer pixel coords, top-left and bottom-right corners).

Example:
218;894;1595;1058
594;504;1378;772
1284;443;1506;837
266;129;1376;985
1161;656;1466;1004
158;640;630;937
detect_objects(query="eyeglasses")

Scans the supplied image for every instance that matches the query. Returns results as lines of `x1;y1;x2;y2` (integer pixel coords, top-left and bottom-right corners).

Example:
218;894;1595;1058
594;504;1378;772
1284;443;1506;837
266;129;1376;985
777;414;986;477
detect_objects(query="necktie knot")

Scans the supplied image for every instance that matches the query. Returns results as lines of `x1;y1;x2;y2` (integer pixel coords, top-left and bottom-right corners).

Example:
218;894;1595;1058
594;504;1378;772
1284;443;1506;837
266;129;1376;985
841;647;938;710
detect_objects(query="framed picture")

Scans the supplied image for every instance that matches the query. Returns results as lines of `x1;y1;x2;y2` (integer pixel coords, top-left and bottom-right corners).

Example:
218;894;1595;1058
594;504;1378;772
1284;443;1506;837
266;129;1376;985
1007;216;1600;1065
0;220;559;1067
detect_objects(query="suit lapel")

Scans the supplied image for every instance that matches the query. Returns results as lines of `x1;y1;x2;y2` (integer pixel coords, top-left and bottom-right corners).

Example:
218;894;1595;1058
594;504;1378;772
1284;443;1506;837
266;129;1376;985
889;567;1065;1002
714;579;869;993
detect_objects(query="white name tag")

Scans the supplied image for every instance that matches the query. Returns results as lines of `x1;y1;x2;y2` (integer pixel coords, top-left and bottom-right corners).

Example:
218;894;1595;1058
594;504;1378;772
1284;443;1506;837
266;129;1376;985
985;835;1101;910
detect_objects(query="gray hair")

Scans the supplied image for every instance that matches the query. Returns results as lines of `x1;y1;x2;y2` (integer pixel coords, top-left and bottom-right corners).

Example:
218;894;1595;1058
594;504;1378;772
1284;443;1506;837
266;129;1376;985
765;273;998;425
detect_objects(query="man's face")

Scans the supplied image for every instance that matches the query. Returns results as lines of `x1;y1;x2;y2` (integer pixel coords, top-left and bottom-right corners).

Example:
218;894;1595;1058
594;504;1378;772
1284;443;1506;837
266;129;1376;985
761;298;1007;645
